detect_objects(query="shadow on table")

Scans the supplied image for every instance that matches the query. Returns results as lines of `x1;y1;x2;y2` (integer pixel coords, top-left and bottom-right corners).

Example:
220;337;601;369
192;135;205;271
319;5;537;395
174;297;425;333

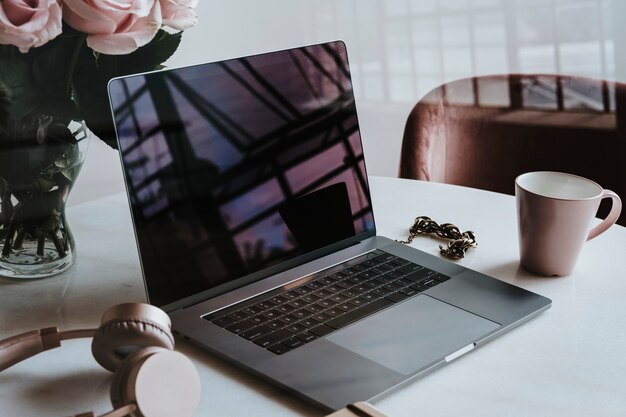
0;368;110;415
175;338;324;416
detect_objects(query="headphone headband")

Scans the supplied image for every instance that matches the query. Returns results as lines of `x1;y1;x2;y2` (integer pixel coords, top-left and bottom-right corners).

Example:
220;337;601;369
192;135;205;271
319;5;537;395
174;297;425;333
0;303;200;417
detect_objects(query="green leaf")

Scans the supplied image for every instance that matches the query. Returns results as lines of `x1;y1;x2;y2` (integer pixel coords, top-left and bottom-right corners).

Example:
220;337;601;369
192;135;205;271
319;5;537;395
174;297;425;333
119;30;182;73
0;56;38;119
71;31;185;149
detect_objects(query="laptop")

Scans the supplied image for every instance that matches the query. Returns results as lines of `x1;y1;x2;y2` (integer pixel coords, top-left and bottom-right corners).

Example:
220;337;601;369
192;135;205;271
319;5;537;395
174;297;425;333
108;40;551;412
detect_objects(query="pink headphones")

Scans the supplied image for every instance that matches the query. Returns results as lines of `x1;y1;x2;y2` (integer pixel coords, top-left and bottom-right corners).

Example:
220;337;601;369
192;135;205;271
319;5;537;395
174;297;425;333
0;303;201;417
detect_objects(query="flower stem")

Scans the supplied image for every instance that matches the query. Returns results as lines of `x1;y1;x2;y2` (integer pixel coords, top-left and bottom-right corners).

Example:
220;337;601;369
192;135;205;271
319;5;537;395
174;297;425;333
64;34;87;98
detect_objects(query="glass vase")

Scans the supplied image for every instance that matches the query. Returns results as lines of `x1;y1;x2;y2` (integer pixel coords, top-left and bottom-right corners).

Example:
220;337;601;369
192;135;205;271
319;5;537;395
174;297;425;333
0;115;90;278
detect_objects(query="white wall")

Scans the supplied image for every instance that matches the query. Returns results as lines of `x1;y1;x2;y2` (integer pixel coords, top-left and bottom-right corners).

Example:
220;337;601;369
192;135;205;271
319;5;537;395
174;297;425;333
71;0;625;205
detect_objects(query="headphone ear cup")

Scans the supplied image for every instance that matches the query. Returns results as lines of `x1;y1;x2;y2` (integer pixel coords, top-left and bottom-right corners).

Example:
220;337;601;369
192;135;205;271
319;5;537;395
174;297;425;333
110;347;201;417
91;304;174;372
110;347;163;412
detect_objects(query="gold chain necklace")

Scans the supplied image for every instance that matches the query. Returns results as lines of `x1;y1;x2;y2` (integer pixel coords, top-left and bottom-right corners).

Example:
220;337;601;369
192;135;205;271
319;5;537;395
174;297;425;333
397;216;477;260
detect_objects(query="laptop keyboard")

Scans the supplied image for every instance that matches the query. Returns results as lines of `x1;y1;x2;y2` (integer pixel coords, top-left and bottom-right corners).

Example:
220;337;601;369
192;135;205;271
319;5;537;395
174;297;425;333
203;250;450;355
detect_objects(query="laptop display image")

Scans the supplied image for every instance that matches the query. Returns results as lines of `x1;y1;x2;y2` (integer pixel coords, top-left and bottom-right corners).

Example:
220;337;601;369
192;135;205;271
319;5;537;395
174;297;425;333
109;41;551;411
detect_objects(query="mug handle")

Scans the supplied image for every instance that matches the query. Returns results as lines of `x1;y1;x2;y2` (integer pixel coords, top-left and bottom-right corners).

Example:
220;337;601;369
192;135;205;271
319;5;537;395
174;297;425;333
588;190;622;241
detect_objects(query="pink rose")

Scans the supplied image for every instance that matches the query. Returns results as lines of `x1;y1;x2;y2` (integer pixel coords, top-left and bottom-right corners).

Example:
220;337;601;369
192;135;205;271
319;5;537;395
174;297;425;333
63;0;162;55
160;0;197;31
0;0;62;53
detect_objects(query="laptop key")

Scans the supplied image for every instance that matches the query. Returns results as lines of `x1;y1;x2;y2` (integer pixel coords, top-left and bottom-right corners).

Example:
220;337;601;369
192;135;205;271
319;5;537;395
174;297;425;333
352;285;369;293
383;282;403;291
275;304;295;314
278;315;297;325
254;301;274;311
375;263;393;272
287;299;307;309
247;316;268;326
313;289;332;298
434;274;451;282
348;298;367;307
325;298;393;330
328;293;349;303
227;312;247;322
300;294;321;304
324;307;343;317
285;323;308;334
343;267;360;276
410;282;429;292
318;277;335;286
296;332;318;343
261;309;281;320
358;271;378;279
242;306;262;316
263;320;282;331
399;287;420;297
306;281;324;290
371;253;397;263
309;324;334;337
422;278;438;287
267;343;292;355
384;270;404;279
361;259;380;268
336;302;356;312
282;291;299;300
362;280;380;289
326;284;343;293
291;309;311;320
240;326;272;341
311;312;332;323
299;318;319;328
372;288;391;297
340;289;359;298
404;268;437;282
359;292;380;302
316;298;336;308
211;316;235;327
282;337;305;349
293;286;312;295
305;304;325;314
344;275;360;285
395;278;413;287
389;258;410;267
334;280;352;289
328;272;345;281
253;330;292;347
267;295;288;305
373;275;394;284
396;264;424;275
385;292;409;303
351;263;369;272
225;321;255;334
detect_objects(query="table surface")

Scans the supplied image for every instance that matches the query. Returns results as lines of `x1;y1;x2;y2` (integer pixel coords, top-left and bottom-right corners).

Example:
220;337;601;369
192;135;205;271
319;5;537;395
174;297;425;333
1;176;625;417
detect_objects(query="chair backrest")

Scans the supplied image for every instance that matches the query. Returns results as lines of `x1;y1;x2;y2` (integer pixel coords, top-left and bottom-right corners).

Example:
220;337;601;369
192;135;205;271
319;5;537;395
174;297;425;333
399;74;626;225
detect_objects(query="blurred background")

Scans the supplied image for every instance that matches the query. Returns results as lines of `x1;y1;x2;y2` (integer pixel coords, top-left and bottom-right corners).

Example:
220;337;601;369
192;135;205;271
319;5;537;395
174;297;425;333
73;0;626;205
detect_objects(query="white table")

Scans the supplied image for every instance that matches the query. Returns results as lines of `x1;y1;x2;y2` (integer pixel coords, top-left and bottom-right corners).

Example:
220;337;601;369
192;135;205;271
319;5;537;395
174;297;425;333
1;176;625;417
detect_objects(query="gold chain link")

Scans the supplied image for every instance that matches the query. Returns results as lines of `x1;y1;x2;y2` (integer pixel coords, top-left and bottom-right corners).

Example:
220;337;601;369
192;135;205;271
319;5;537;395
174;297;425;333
397;216;477;260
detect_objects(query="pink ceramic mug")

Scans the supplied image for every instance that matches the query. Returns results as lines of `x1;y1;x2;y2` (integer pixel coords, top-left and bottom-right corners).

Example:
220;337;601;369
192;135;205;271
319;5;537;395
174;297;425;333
515;172;622;276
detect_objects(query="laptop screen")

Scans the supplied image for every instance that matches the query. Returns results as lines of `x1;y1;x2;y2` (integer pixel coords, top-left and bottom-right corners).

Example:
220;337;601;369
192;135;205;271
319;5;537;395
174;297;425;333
109;41;375;307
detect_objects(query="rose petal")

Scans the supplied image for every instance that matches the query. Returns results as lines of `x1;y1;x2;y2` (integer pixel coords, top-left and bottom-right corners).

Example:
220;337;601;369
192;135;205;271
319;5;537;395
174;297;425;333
87;1;161;54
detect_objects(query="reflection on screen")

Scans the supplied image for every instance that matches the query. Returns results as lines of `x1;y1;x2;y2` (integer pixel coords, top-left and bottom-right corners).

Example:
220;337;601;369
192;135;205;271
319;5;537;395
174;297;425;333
109;41;374;307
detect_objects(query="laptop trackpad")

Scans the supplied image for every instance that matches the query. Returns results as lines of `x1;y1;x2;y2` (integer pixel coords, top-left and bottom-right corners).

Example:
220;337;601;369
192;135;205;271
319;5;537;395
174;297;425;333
326;295;500;375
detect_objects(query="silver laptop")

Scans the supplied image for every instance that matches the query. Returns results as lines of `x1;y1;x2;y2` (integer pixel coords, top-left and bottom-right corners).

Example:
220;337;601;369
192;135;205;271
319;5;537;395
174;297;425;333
108;40;551;412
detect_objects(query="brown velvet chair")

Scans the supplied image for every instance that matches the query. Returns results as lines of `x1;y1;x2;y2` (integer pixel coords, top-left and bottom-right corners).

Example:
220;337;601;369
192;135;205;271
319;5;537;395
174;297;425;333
399;74;626;225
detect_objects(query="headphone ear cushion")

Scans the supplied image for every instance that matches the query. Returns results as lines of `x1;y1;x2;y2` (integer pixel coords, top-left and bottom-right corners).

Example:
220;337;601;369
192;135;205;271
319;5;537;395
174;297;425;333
92;318;174;372
110;347;201;417
110;347;164;412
